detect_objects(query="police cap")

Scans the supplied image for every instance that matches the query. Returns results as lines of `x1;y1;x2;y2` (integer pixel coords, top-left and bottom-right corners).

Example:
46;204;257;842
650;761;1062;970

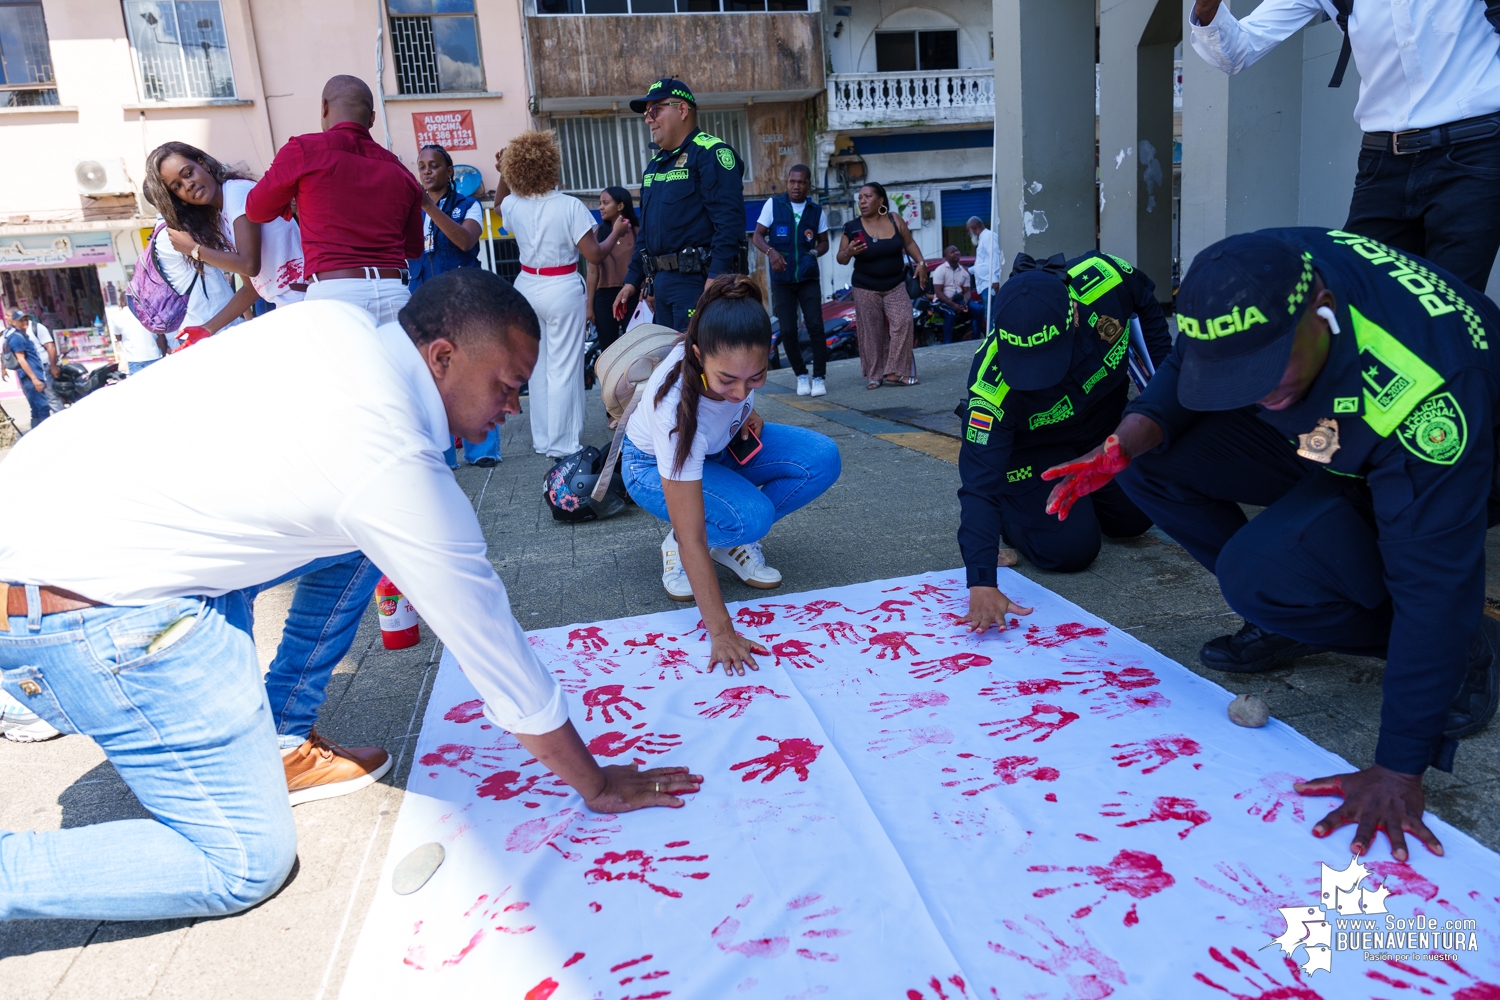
988;265;1073;391
1176;232;1316;410
629;78;696;114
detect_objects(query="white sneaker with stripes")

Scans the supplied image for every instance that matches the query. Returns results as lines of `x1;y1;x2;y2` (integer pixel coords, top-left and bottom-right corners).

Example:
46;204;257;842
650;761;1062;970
710;541;783;589
1;688;61;743
660;531;694;601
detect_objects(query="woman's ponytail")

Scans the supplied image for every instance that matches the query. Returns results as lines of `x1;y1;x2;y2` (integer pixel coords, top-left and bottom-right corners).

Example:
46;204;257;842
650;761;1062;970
653;274;771;477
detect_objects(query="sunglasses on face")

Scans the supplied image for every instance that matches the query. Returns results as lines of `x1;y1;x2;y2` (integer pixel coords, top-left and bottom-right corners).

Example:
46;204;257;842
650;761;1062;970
644;100;685;120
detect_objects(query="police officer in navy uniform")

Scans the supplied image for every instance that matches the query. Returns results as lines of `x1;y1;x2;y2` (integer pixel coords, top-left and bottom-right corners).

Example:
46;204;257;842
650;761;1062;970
613;78;746;332
956;252;1171;633
752;163;830;395
1043;228;1500;862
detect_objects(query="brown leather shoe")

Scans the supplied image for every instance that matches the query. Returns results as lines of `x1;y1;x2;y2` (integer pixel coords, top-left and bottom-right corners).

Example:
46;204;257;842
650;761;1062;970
283;728;392;806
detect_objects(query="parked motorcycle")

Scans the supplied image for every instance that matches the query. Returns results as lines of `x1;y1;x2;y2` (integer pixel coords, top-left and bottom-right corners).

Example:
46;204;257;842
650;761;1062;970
53;360;122;405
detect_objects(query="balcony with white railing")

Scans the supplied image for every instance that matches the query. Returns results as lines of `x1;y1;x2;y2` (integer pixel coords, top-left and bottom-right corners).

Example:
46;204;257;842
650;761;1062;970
826;69;994;132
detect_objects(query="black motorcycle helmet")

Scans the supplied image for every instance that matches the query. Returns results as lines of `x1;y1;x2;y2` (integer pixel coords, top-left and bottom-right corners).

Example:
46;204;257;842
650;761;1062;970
544;446;629;522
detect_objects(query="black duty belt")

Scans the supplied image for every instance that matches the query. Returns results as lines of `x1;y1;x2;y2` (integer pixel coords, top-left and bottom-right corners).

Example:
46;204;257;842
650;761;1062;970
646;247;712;276
1363;112;1500;155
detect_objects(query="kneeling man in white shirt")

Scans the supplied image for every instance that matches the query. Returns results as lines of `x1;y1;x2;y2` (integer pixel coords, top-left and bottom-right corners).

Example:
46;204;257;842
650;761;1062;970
0;269;702;923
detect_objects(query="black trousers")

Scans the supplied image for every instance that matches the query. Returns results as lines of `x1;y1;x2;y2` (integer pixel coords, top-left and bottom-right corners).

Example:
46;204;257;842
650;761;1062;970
1001;443;1153;573
652;271;706;332
593;285;636;352
1117;408;1397;656
1345;131;1500;291
771;278;827;378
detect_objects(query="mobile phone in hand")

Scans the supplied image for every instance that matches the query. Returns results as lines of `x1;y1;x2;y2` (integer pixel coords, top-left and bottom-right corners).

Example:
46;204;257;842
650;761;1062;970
848;231;868;250
727;426;763;465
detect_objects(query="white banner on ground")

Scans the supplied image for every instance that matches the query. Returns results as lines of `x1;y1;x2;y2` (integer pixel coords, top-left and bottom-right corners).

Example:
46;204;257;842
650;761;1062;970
343;570;1500;999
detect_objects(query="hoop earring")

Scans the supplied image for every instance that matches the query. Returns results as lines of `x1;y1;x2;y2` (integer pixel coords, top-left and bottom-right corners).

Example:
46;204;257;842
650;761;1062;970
878;204;889;216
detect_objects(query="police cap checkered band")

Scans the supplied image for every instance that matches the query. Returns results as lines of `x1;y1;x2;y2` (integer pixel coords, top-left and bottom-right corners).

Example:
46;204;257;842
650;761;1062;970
629;78;697;113
1175;232;1318;411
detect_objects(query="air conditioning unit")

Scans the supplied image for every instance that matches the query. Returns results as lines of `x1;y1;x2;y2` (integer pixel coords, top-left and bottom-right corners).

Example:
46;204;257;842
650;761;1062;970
74;157;136;196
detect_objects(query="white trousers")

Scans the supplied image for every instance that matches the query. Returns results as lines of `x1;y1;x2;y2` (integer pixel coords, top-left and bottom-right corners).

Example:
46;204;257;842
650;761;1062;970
304;277;410;325
515;270;586;458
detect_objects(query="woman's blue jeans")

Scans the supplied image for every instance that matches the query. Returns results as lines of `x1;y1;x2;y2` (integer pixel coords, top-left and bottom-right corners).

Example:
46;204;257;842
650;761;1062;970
621;422;841;547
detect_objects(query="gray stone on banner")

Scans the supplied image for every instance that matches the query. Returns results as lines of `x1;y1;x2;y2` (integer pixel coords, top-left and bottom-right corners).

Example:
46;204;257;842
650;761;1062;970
392;841;445;895
1227;693;1271;729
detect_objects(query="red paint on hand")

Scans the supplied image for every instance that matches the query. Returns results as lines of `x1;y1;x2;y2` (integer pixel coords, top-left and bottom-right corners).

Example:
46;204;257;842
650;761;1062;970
1042;435;1130;521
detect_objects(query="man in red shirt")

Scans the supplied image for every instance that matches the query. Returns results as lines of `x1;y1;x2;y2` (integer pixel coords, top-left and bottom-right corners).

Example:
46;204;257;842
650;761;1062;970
247;76;424;324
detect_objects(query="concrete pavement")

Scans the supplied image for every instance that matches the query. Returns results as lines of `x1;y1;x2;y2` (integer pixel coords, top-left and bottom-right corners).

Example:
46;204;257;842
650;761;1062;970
2;341;1497;998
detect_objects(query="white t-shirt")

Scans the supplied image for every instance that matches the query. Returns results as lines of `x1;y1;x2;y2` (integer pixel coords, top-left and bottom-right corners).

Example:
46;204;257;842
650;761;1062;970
0;300;564;735
755;197;829;234
25;320;53;363
500;190;595;269
424;200;484;242
153;224;239;338
108;303;161;363
625;343;755;482
220;177;305;306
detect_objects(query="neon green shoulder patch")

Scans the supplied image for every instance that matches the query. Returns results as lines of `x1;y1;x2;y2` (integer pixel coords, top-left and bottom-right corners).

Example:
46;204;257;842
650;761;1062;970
1067;256;1123;306
970;336;1011;412
1349;304;1445;437
1396;391;1467;465
692;132;724;150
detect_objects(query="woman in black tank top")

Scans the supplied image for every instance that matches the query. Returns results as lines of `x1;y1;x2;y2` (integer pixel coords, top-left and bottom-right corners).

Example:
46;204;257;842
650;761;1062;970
837;182;929;388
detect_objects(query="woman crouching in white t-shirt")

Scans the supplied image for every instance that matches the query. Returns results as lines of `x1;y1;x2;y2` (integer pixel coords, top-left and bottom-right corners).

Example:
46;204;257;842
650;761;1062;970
145;141;306;334
621;275;842;675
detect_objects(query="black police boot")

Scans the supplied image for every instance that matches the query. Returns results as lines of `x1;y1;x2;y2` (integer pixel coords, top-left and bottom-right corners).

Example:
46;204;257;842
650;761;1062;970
1445;616;1500;740
1199;621;1318;674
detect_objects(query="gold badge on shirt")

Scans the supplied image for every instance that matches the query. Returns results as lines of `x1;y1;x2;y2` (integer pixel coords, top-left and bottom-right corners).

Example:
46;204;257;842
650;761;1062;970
1297;418;1341;463
674;152;689;168
1095;314;1124;344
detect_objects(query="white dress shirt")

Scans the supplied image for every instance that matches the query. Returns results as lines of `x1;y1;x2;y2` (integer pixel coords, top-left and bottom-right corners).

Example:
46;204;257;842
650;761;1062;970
500;190;596;269
0;300;566;735
972;227;1001;289
1190;0;1500;132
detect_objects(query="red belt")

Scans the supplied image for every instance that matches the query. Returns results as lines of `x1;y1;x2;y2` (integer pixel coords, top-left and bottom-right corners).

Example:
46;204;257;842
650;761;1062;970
519;263;578;276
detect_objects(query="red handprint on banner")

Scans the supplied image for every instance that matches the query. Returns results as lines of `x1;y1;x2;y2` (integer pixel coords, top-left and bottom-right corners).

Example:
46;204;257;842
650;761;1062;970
567;626;609;652
869;691;950;719
981;702;1080;743
910;652;993;682
770;638;824;670
695;685;790;719
806;620;877;645
860;599;914;623
1110;735;1202;775
581;684;646;724
862;631;936;661
736;606;777;628
586;730;683;758
730;735;824;783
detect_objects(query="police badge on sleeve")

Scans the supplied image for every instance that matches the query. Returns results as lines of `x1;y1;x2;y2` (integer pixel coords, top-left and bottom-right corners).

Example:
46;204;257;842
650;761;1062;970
1396;391;1467;465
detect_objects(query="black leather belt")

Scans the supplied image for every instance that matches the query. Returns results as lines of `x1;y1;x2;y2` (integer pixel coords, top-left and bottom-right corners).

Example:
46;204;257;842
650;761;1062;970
646;248;711;276
1363;112;1500;155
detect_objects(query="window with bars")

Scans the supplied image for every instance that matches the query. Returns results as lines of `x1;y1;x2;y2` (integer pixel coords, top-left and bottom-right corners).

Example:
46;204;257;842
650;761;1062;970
535;0;805;13
388;0;484;95
0;1;56;106
122;1;236;101
555;110;750;192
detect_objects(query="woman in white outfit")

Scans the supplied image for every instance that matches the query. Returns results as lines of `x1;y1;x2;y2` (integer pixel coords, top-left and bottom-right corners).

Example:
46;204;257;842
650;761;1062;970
495;131;628;459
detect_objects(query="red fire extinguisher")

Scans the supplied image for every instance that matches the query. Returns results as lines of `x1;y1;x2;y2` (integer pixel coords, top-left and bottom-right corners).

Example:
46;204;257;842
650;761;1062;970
375;575;421;649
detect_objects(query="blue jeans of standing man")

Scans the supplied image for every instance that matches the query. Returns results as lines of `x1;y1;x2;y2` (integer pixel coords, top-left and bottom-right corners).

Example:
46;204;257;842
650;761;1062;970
620;423;841;546
937;300;984;344
253;552;383;749
18;374;47;427
0;590;297;919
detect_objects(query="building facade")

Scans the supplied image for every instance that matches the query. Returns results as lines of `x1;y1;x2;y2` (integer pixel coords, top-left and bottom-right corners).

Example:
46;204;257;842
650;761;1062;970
0;0;532;344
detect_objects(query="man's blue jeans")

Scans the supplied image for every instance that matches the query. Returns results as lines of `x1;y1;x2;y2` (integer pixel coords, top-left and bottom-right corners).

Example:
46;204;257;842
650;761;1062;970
18;375;47;426
620;423;841;546
251;553;383;750
937;301;984;344
0;590;297;919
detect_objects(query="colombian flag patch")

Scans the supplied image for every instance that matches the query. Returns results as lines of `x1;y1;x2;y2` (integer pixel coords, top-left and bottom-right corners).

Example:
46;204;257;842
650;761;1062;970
968;410;994;433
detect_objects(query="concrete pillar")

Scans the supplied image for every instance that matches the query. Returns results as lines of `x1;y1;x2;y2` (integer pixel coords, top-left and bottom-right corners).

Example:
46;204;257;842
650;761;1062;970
1179;0;1305;269
992;0;1096;265
1098;0;1180;302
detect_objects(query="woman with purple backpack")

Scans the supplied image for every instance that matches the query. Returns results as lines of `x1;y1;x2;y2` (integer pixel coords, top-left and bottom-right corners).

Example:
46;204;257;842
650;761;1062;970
142;142;306;341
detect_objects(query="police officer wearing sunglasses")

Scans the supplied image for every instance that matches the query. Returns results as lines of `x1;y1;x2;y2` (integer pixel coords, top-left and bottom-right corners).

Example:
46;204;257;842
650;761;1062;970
613;79;746;332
